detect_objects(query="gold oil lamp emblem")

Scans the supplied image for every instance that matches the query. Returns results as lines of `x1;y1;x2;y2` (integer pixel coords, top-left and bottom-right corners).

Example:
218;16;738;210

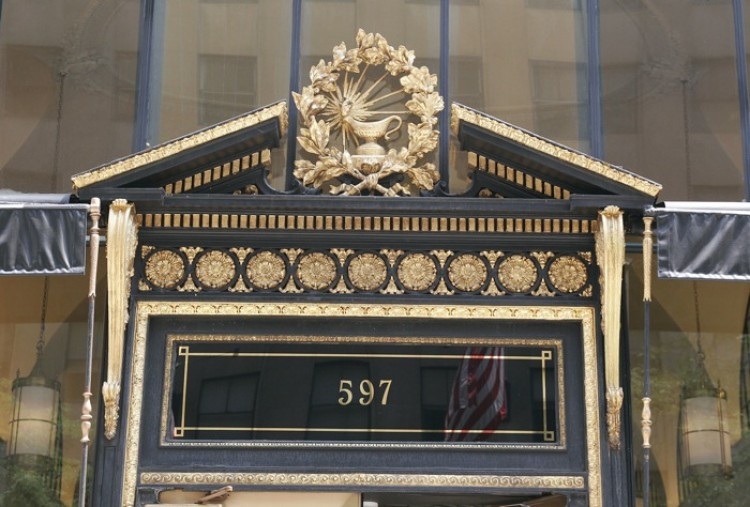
293;29;444;196
348;115;402;173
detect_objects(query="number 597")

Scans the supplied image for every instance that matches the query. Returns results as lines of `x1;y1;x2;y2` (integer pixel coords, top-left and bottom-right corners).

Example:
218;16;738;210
338;379;392;406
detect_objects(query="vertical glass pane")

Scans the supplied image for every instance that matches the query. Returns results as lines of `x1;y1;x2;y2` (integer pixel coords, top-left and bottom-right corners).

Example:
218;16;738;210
0;269;106;505
449;0;589;145
153;0;293;142
601;1;744;201
300;0;441;78
628;255;750;506
0;0;139;193
448;0;589;191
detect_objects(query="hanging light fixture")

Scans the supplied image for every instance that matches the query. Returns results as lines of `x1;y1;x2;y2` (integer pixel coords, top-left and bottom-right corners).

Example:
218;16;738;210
678;284;732;499
5;276;62;497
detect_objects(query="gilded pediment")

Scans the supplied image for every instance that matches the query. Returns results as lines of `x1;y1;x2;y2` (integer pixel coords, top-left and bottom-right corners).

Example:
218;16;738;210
71;30;659;207
451;104;661;200
70;100;661;210
71;101;288;198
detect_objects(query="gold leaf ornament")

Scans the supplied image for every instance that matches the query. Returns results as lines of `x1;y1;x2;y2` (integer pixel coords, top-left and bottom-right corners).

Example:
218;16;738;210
400;66;437;94
386;45;416;75
293;29;444;196
292;86;328;125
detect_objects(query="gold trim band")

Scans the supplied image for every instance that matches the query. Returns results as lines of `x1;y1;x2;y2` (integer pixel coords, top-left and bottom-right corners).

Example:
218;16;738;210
137;213;597;234
140;472;586;490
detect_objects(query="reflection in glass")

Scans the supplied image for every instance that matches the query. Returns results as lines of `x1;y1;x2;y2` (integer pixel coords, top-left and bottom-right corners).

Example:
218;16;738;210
0;0;140;193
628;255;750;506
168;340;558;444
601;0;744;201
448;0;589;191
153;0;292;143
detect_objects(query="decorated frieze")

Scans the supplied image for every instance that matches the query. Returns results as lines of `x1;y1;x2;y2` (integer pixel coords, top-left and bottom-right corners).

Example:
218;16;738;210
138;245;594;298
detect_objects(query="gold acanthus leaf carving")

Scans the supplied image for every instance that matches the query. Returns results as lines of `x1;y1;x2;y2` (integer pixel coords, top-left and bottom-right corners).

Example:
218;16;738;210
293;29;443;196
104;199;138;441
102;381;120;441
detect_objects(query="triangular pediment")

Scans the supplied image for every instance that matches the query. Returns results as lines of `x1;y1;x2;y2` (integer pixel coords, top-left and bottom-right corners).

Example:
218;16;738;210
71;102;288;200
71;101;660;210
450;104;661;206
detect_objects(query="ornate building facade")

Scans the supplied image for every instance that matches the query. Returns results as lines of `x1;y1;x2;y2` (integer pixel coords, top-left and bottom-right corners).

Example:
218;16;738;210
1;2;750;507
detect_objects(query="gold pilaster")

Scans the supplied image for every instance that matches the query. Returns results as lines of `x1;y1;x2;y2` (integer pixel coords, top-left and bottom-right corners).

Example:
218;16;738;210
104;199;139;440
595;205;625;449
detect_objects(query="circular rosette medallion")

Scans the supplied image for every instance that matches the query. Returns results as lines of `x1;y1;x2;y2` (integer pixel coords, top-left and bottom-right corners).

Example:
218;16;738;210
145;249;185;289
194;250;236;290
246;251;286;290
347;253;387;291
447;254;488;292
296;252;337;291
497;255;538;293
548;255;588;293
397;253;437;291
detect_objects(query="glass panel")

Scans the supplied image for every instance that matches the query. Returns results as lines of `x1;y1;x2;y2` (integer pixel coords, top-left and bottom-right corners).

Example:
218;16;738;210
0;269;106;505
168;339;558;444
153;0;293;142
300;0;441;76
0;0;139;193
448;0;589;191
601;1;744;201
628;254;750;506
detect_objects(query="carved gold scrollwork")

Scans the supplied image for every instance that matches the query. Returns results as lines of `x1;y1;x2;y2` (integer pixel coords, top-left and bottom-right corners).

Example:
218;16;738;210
379;249;404;295
144;250;185;289
397;253;437;291
548;256;587;293
296;252;337;290
348;253;388;291
596;205;625;450
104;199;138;440
447;254;487;292
497;255;537;293
246;251;286;290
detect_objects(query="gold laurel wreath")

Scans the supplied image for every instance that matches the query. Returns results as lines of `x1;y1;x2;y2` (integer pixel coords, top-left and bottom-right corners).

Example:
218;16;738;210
293;29;445;196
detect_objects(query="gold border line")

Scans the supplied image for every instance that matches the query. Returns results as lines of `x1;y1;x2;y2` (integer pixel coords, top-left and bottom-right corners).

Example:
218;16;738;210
169;347;554;439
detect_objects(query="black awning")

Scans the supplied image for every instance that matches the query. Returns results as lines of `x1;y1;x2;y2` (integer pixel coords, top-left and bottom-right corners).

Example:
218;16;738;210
0;196;88;275
648;203;750;281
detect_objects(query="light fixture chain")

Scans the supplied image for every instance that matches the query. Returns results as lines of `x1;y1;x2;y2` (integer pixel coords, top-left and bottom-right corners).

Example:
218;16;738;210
692;281;704;358
37;276;50;358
